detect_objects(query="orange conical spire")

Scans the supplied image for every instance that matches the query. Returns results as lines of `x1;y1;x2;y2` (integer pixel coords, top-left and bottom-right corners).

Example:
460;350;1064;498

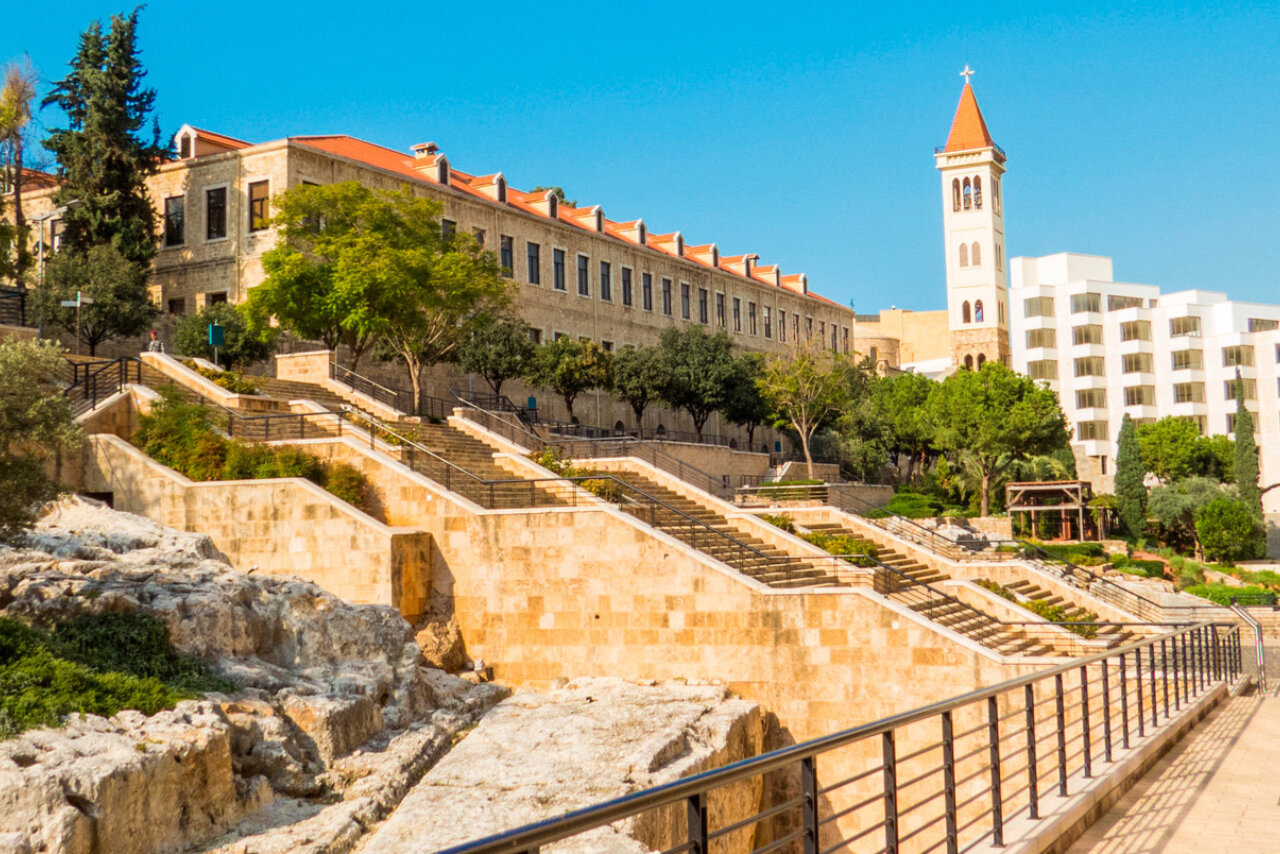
944;82;995;153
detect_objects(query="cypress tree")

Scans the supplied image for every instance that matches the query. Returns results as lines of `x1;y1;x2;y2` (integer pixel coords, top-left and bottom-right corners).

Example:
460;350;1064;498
1233;371;1262;519
42;9;167;268
1114;413;1147;538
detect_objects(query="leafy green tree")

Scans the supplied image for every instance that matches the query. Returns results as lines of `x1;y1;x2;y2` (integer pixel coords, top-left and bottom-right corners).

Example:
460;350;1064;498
1148;476;1227;554
457;314;535;397
871;371;936;483
35;244;155;355
611;343;670;428
0;340;82;541
721;353;771;449
925;361;1069;516
1;59;39;285
1232;375;1262;519
1114;413;1147;538
1195;497;1264;565
531;186;577;207
658;326;739;443
42;10;166;268
528;337;612;420
757;340;852;478
173;303;274;369
1134;416;1234;484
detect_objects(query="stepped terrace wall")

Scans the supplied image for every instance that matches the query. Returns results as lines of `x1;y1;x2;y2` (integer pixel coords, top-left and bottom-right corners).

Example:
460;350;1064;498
80;433;432;618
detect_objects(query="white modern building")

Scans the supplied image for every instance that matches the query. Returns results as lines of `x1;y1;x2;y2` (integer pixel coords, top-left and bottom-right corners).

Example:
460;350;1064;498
1009;252;1280;514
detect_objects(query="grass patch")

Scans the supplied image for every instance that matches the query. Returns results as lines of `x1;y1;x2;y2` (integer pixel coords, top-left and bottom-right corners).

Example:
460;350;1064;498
1109;555;1167;578
1183;583;1277;607
801;532;879;567
134;388;373;513
0;613;233;739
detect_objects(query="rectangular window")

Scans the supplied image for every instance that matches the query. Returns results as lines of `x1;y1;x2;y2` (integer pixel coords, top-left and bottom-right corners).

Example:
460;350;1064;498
528;328;543;345
1107;294;1144;311
1120;320;1152;341
1026;328;1057;349
553;249;566;291
621;268;632;306
733;297;742;332
1076;388;1107;408
1074;356;1106;377
442;219;457;240
763;306;772;339
205;187;226;240
1076;420;1110;441
1028;360;1058;381
207;292;228;305
248;180;270;232
642;273;653;311
698;288;708;323
601;340;614;353
715;292;726;327
526;242;541;285
842;327;850;353
1222;345;1255;367
1225;378;1257;400
1123;386;1155;406
681;283;690;320
500;235;514;276
806;317;813;339
1171;349;1203;371
1070;292;1101;314
1173;382;1205;403
1072;324;1103;345
778;310;787;342
164;196;185;246
793;314;800;342
1248;317;1279;332
472;227;486;247
1023;296;1056;318
1170;316;1202;337
167;298;186;316
818;320;825;344
661;278;672;315
600;261;612;301
1122;352;1154;373
749;303;758;335
577;255;590;296
1227;413;1239;434
553;331;568;342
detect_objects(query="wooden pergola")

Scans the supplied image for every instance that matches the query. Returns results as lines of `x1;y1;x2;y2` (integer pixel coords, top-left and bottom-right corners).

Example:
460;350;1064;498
1006;480;1102;541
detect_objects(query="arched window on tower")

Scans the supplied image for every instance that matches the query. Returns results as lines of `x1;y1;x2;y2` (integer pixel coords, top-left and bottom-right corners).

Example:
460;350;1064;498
973;176;983;209
998;301;1004;323
958;243;968;267
993;177;1001;212
975;300;984;322
962;301;972;323
962;178;972;210
971;242;981;266
977;353;987;368
951;179;961;212
964;354;974;370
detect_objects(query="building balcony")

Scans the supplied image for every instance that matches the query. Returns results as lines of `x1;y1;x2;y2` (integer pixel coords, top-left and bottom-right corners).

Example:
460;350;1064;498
1170;400;1208;417
1122;403;1160;421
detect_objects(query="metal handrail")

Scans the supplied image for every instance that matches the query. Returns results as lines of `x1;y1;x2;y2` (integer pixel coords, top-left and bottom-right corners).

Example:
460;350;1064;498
436;621;1240;854
64;356;143;414
1229;598;1266;693
1014;540;1167;620
825;485;984;561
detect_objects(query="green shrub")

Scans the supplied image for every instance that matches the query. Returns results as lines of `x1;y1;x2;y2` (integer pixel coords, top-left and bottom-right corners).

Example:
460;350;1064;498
323;463;372;511
0;614;233;739
206;370;259;395
580;477;625;503
975;579;1016;601
760;514;796;534
1244;570;1280;589
1183;583;1276;607
973;579;1099;638
802;532;879;566
1195;498;1265;565
884;491;945;519
1110;555;1166;578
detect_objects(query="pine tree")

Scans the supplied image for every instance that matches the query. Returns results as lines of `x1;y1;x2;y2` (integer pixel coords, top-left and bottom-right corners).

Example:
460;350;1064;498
42;9;166;268
1232;371;1262;519
1114;413;1147;539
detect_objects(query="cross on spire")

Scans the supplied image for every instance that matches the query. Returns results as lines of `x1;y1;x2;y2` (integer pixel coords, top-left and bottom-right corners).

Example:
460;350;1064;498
960;64;975;85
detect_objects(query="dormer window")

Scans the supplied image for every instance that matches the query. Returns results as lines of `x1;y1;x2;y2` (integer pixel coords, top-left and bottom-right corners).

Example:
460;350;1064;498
496;176;507;203
674;234;683;256
437;158;449;186
711;247;719;266
594;209;603;232
547;193;558;219
179;133;192;159
638;223;646;244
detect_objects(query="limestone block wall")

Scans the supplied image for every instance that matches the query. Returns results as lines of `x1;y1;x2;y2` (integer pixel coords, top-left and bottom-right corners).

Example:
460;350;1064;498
0;323;36;342
82;434;432;618
274;349;405;420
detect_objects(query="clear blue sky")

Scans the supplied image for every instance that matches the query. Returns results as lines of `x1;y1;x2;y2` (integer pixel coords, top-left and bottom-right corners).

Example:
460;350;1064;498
9;2;1280;310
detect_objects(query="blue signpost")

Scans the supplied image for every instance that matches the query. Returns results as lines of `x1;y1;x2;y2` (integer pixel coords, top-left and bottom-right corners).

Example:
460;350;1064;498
208;323;225;366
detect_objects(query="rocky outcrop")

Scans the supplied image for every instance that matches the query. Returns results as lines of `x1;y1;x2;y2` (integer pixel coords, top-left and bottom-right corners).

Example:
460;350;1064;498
0;499;507;854
359;678;764;854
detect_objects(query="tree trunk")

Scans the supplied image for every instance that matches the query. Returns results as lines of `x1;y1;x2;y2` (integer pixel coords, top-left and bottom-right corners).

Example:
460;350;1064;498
980;471;991;517
563;394;575;420
746;423;757;448
13;136;26;286
693;412;707;443
800;428;815;479
631;402;645;431
489;376;504;397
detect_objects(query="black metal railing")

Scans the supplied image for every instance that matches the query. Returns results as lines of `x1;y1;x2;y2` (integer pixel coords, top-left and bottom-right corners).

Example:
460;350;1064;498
330;362;453;421
0;287;27;327
437;622;1241;854
64;356;142;415
825;485;997;562
451;387;537;422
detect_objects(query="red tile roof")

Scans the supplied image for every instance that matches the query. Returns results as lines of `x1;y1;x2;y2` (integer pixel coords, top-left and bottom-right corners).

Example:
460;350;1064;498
943;84;995;153
189;127;251;150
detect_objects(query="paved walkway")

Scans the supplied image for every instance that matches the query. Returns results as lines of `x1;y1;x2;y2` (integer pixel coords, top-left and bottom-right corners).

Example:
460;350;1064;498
1067;689;1280;853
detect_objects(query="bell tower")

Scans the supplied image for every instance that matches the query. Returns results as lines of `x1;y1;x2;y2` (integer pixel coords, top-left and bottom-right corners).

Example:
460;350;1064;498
935;67;1010;369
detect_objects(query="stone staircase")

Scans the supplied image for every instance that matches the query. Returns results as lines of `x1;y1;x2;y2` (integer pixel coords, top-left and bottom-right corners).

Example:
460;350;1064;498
1002;578;1137;647
799;521;1056;657
598;470;848;590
